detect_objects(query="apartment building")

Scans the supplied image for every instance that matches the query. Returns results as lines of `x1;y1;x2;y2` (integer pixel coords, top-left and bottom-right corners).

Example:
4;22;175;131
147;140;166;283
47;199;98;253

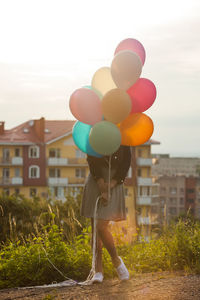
0;118;160;240
124;140;160;241
151;154;200;222
152;154;200;177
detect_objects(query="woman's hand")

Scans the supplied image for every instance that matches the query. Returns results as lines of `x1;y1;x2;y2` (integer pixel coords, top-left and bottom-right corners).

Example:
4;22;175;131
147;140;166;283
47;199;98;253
97;178;107;192
100;192;109;206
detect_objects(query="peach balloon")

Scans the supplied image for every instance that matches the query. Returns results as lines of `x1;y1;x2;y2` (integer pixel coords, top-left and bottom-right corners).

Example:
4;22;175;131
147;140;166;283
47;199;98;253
69;88;103;125
118;113;154;146
114;38;146;65
102;88;131;124
91;67;117;96
111;50;142;90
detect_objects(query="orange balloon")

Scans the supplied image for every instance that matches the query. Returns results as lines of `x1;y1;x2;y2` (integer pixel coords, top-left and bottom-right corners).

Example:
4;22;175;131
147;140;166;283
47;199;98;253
118;113;154;146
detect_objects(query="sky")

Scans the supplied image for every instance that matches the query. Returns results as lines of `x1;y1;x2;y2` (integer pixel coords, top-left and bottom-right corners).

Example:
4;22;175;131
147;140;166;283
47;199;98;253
0;0;199;157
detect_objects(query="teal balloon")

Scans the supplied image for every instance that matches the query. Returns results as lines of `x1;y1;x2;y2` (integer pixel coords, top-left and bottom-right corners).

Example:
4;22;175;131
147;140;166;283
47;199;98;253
72;121;102;157
89;121;121;155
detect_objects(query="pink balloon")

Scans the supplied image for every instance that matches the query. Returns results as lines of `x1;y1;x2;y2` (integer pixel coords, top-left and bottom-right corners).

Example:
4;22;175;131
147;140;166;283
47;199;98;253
69;88;103;125
127;78;157;113
114;38;146;65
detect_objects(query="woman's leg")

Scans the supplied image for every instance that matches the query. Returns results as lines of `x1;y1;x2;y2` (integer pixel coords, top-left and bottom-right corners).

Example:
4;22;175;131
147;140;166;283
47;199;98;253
91;218;103;273
96;219;121;268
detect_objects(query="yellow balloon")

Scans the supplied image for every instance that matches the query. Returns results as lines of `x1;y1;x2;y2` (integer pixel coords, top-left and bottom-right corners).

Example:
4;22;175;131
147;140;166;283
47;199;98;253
102;88;131;124
91;67;117;96
118;113;154;146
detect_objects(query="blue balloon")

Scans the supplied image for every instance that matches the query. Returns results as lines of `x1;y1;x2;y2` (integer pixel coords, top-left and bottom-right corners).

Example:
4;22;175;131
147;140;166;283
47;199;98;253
72;121;102;157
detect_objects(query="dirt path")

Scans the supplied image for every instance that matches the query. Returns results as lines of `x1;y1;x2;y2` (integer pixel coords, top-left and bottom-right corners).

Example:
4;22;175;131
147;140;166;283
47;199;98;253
0;272;200;300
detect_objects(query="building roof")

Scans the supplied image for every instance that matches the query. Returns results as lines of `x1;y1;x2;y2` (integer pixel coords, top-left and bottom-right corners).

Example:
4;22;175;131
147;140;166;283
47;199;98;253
0;119;76;145
0;118;160;146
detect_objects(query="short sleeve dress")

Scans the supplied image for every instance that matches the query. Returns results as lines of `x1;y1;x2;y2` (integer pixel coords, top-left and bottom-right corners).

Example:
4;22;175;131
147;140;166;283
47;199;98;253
81;145;131;221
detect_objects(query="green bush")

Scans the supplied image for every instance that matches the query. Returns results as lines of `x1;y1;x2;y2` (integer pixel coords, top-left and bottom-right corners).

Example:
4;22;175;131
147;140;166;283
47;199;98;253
1;216;200;289
0;194;89;243
0;225;92;289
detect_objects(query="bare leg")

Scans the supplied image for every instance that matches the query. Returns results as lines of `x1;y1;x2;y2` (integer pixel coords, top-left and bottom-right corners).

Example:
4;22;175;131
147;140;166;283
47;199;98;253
96;219;121;268
91;219;103;273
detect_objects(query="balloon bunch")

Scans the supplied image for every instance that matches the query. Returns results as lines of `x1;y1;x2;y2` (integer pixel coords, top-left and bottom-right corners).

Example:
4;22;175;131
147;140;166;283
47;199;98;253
69;38;156;157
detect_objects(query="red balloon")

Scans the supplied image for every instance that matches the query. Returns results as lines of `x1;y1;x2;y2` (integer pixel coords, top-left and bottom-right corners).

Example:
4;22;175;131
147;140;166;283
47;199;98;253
127;78;156;113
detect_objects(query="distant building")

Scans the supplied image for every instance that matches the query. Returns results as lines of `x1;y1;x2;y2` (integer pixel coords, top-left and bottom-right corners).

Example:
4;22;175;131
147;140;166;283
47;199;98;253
152;155;200;177
151;155;200;222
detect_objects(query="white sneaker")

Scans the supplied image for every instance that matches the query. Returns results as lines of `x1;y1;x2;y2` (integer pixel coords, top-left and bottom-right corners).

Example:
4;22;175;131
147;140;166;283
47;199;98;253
116;257;129;281
91;272;104;283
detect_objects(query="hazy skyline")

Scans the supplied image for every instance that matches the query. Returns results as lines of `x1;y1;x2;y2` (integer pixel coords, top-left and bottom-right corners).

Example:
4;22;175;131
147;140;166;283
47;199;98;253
0;0;199;157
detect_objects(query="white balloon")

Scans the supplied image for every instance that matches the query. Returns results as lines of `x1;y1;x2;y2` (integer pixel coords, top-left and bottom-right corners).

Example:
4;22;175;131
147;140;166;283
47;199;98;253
111;50;142;90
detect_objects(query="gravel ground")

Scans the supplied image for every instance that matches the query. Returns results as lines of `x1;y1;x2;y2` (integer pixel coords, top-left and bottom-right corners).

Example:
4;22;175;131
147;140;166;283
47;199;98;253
0;272;200;300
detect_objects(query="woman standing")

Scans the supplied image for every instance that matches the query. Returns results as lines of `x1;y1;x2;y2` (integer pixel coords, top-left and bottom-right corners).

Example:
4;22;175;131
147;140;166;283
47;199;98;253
81;145;131;283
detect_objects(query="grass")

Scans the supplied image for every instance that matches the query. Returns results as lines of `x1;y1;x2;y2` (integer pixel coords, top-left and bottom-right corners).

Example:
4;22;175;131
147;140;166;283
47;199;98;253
0;218;200;289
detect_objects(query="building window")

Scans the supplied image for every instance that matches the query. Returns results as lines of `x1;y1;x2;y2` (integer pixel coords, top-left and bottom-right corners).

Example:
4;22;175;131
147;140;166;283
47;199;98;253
14;188;20;195
180;197;184;205
2;168;10;184
3;188;9;196
124;188;128;196
187;189;195;194
187;198;194;204
28;146;39;158
76;149;86;158
15;148;20;157
49;148;60;158
140;186;150;196
137;168;142;176
180;188;184;193
169;207;177;215
29;165;40;178
169;198;176;205
3;168;10;178
49;168;60;178
160;197;166;205
30;188;37;197
14;168;20;177
3;148;10;162
75;168;86;178
161;187;166;193
170;187;177;195
138;149;143;157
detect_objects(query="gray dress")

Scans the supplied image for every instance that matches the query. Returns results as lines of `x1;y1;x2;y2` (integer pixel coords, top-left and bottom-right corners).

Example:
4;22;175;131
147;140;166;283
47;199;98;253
81;167;126;221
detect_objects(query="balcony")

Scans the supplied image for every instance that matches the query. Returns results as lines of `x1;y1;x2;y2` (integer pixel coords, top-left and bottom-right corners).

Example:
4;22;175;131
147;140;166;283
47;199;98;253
68;177;86;185
0;177;11;185
0;177;23;185
0;158;11;165
136;158;152;166
137;196;152;205
67;158;87;166
48;177;68;186
47;157;87;166
12;157;23;165
48;158;68;166
0;157;23;165
137;177;152;186
11;177;23;185
137;216;150;225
